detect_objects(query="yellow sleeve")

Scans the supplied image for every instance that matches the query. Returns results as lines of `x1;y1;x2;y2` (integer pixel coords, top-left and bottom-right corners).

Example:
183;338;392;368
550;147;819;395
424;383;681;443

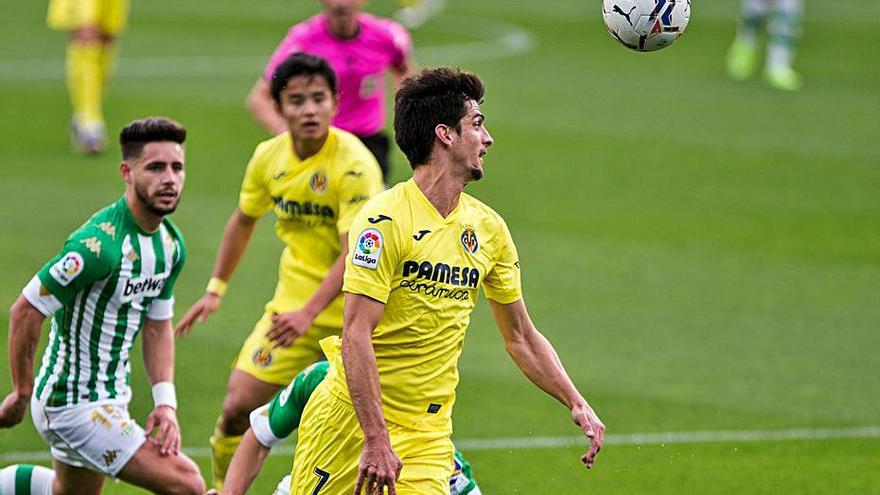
343;205;400;304
238;145;275;218
336;156;383;234
482;218;523;304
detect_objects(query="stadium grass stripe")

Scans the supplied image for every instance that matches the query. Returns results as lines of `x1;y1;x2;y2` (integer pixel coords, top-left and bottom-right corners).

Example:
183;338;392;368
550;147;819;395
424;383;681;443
2;426;878;463
0;18;535;80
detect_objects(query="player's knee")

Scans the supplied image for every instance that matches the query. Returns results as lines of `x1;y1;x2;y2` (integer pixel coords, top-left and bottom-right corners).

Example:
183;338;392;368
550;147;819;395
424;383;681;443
168;460;205;495
70;26;102;43
219;399;252;435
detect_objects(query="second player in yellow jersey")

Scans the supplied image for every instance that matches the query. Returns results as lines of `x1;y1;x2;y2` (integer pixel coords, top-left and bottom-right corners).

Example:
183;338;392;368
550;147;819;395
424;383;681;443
175;53;382;491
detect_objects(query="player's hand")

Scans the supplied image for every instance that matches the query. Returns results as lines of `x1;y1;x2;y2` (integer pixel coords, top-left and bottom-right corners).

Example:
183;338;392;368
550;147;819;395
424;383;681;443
174;292;221;337
0;391;29;428
145;405;181;456
354;436;402;495
572;402;605;469
266;309;315;347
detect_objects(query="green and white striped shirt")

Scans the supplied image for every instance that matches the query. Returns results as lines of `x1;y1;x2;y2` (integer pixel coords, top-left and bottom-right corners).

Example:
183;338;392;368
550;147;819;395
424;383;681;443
23;197;186;408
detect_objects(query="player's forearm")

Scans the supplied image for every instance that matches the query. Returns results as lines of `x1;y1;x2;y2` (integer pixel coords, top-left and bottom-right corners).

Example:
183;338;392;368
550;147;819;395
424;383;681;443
506;328;587;411
341;328;389;441
222;429;270;495
211;209;257;284
141;319;175;384
301;241;348;319
246;82;287;135
7;297;45;396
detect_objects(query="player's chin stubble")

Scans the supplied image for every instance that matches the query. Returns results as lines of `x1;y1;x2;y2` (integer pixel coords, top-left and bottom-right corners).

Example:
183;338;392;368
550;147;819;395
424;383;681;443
135;183;179;216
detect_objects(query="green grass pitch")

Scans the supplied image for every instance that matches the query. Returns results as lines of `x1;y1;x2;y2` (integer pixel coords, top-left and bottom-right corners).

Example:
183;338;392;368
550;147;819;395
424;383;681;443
1;0;878;493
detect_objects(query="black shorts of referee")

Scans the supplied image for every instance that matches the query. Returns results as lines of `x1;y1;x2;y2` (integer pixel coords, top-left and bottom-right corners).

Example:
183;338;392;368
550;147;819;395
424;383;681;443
357;131;390;183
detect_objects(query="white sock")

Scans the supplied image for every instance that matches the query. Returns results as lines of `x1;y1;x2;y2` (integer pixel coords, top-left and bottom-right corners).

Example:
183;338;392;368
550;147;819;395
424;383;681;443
0;465;55;495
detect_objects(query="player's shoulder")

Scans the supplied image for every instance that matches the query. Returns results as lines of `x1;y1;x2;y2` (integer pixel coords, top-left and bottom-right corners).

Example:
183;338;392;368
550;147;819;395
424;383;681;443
290;13;325;38
254;132;289;157
160;217;186;252
356;182;409;222
327;127;382;176
64;200;128;265
359;12;409;38
461;192;506;225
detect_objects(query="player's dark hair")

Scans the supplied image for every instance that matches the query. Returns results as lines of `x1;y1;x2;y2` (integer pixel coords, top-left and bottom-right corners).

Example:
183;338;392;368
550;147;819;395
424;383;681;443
394;67;485;169
270;52;338;105
119;117;186;160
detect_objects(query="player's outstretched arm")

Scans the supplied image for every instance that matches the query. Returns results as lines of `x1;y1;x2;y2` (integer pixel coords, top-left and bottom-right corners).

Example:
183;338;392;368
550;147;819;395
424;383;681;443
175;209;257;336
268;232;350;346
342;293;402;495
0;296;46;428
142;317;181;456
488;298;605;470
219;429;271;495
246;79;287;136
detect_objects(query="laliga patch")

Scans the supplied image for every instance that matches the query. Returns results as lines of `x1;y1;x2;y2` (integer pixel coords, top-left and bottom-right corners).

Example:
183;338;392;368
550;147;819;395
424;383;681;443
352;228;383;270
49;252;84;286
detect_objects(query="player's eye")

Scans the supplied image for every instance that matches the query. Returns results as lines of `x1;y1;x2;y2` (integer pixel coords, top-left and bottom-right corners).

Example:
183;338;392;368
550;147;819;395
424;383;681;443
172;163;184;172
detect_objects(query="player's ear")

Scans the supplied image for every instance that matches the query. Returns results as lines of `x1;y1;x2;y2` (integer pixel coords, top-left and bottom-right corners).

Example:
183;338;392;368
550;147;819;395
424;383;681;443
434;124;454;147
119;160;133;185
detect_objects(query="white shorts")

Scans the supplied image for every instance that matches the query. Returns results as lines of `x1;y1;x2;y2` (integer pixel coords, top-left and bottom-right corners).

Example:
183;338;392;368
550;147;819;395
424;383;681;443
274;473;291;495
31;397;146;476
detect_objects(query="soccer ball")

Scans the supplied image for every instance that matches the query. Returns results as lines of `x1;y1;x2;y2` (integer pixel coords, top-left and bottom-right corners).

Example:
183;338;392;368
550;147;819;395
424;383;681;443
602;0;691;52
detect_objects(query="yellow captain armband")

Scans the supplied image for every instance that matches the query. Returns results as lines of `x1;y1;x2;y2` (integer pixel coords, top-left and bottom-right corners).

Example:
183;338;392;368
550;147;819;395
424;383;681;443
206;277;228;297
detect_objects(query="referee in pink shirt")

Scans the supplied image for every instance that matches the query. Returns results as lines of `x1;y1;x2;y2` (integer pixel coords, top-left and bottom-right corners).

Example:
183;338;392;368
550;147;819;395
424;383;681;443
247;0;414;182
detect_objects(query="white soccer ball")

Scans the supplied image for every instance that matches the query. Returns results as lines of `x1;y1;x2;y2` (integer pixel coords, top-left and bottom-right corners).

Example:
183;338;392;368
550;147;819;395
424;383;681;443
602;0;691;52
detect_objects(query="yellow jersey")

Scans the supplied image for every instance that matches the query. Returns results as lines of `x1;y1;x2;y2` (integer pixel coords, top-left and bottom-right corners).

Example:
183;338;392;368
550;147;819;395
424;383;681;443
322;179;522;432
238;128;383;327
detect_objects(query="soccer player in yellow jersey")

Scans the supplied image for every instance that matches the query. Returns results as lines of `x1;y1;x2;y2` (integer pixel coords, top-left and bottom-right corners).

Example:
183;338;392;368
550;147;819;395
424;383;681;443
288;67;605;495
173;53;383;490
47;0;129;153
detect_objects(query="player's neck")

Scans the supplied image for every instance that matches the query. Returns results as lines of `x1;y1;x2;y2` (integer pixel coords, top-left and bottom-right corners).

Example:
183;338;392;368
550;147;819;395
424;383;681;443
290;132;328;161
412;165;465;218
124;191;163;233
327;17;360;40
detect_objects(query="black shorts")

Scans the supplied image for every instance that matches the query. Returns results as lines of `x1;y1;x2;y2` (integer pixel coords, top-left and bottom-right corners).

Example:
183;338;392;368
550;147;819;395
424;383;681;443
357;131;390;182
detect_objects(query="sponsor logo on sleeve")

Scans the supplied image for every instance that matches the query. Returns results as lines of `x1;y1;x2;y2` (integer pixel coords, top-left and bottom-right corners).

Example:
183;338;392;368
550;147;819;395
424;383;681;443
49;252;84;286
367;214;393;224
80;237;102;256
352;228;383;270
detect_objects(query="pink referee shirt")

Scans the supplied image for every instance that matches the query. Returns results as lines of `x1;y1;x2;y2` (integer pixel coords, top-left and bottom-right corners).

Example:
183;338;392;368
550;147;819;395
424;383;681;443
264;13;412;137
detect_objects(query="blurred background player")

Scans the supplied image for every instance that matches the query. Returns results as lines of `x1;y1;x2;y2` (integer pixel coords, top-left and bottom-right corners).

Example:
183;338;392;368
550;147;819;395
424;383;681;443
246;0;413;182
217;361;482;495
47;0;129;153
0;117;204;495
393;0;445;29
174;53;383;491
726;0;804;91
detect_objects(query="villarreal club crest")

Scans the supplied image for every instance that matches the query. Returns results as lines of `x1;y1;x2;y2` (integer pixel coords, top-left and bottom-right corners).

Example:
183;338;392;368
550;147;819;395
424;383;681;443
461;226;478;254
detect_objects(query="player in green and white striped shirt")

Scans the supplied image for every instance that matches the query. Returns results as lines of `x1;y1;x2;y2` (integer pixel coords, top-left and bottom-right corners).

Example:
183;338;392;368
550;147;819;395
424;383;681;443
0;117;205;495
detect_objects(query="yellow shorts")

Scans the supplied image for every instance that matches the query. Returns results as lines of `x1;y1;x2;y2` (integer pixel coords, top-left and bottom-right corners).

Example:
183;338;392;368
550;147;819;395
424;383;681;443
290;382;453;495
234;313;339;386
47;0;129;35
